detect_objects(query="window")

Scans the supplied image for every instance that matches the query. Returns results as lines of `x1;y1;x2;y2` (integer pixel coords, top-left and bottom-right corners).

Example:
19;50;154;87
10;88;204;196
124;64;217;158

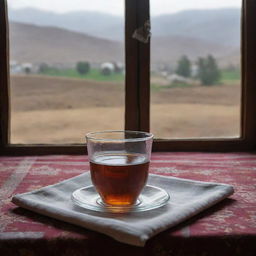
0;0;256;155
8;0;125;144
150;1;241;140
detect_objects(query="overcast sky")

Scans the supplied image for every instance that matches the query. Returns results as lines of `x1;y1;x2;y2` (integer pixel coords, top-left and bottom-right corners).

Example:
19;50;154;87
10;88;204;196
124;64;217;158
8;0;241;16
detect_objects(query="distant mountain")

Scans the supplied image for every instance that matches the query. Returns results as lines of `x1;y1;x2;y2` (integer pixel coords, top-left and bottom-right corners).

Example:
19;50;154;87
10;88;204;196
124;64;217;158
8;7;240;46
8;8;124;41
152;8;241;47
9;22;123;64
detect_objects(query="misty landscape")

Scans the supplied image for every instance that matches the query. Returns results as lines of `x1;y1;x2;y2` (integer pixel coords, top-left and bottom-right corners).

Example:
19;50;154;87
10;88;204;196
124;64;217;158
8;7;241;143
9;7;240;66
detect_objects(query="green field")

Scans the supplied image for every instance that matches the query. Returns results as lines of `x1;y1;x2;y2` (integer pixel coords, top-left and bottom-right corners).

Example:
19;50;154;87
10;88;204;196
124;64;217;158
151;69;241;90
221;69;241;83
40;68;240;89
40;68;124;82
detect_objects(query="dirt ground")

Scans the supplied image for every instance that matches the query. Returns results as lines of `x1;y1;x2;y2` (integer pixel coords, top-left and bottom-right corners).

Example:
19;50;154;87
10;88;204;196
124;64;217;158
10;75;241;144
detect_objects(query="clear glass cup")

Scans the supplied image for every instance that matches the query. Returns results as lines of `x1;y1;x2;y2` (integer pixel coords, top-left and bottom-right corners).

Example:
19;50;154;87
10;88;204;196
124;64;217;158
86;130;153;206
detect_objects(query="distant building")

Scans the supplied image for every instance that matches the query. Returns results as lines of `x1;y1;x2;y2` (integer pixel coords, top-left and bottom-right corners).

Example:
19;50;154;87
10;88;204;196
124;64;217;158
191;64;199;77
100;62;115;75
10;61;39;74
167;74;193;84
112;61;123;73
22;63;33;74
10;60;23;74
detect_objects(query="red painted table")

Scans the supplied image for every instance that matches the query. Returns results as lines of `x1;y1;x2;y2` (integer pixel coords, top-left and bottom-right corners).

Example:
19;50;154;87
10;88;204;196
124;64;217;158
0;153;256;255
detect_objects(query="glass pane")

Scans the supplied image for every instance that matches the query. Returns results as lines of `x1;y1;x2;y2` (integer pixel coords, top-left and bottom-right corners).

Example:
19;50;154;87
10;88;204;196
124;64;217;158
8;0;124;144
150;0;241;139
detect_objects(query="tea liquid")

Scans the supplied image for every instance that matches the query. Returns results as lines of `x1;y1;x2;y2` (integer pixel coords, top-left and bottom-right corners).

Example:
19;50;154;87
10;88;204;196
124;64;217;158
90;153;149;206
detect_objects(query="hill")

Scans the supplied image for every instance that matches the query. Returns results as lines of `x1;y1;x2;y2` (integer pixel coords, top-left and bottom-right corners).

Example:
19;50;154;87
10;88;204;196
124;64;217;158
151;35;233;65
9;22;123;64
10;21;239;66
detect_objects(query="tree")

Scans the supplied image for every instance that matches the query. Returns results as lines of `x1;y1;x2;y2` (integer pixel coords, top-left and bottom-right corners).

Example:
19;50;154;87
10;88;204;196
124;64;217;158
175;55;191;78
24;67;31;74
39;63;49;73
101;67;112;76
197;55;221;85
76;61;90;75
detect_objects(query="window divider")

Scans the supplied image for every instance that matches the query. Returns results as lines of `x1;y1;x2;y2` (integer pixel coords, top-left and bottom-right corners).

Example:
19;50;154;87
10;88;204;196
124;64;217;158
125;0;140;131
125;0;150;132
137;0;150;132
0;0;10;152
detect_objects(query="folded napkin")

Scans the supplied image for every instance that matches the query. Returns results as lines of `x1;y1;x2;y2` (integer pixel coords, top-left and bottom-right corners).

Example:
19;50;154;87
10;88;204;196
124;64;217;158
12;172;234;247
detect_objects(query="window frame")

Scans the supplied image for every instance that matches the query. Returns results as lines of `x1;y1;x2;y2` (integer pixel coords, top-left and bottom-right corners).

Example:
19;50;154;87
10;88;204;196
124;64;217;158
0;0;256;155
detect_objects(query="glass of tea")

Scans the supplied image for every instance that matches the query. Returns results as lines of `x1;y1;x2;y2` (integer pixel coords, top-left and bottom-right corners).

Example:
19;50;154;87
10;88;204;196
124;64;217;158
86;130;153;207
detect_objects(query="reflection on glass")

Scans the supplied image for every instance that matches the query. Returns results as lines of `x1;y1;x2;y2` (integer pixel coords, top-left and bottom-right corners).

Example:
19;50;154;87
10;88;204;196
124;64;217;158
150;0;241;138
8;0;124;144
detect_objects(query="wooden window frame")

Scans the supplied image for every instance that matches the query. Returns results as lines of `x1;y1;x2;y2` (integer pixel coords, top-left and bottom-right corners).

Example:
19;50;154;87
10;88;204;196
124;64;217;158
0;0;256;155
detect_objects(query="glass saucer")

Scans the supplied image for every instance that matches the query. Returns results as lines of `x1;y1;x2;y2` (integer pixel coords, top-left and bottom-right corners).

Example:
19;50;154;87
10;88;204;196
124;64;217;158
71;185;170;213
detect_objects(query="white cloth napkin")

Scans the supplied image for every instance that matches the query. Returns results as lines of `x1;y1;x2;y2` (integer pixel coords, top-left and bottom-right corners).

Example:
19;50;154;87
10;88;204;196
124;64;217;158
12;172;234;247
